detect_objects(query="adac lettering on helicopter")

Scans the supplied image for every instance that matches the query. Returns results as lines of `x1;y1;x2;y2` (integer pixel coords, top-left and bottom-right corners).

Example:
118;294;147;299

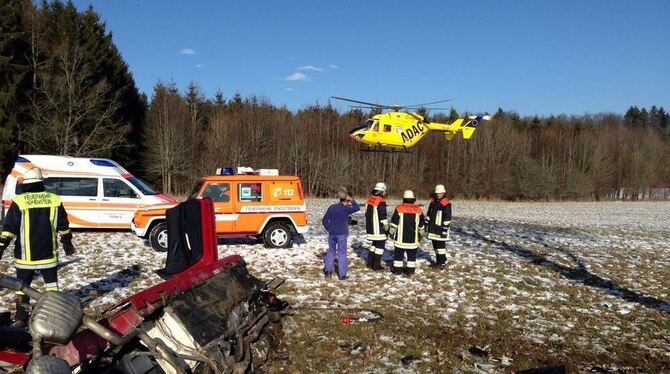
401;122;426;143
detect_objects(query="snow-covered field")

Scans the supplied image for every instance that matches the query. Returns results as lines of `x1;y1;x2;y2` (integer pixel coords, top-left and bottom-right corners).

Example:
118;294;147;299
1;200;669;372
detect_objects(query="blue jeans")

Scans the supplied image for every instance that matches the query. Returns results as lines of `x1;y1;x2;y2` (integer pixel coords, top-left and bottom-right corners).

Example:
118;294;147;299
325;235;348;277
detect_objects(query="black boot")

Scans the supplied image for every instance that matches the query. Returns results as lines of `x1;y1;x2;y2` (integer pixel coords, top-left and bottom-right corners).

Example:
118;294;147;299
404;267;415;277
431;254;447;270
372;254;383;270
366;250;374;268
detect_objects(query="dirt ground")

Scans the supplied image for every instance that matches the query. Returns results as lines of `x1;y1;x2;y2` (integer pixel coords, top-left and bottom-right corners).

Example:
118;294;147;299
1;199;669;373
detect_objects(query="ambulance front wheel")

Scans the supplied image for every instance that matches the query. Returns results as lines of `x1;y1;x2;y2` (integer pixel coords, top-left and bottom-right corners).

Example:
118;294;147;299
149;222;169;252
263;222;293;248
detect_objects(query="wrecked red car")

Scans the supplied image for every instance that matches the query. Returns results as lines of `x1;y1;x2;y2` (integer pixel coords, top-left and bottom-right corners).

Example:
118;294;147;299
0;198;286;373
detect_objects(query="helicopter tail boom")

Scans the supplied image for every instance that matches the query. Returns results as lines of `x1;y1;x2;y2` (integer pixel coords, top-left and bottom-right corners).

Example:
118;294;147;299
427;115;491;141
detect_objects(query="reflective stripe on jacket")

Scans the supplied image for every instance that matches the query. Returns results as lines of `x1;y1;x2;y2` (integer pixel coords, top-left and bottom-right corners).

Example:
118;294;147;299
390;203;425;249
426;197;451;241
2;192;70;269
365;196;388;240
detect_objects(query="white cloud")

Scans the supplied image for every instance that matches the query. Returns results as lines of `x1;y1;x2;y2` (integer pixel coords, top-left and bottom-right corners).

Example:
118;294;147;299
285;72;309;81
297;65;324;72
284;87;296;92
329;64;339;69
179;48;196;55
195;64;204;68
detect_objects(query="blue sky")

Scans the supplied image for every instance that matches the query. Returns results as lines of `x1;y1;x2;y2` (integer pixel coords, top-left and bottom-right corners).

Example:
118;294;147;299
72;0;669;115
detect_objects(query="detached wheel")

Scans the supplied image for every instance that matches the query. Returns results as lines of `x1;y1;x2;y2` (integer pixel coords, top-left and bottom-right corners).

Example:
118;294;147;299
149;222;168;252
263;222;293;248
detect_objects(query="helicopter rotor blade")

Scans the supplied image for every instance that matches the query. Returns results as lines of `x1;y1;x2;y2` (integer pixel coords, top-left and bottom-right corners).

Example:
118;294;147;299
349;105;384;110
403;107;452;111
400;99;453;109
331;96;389;108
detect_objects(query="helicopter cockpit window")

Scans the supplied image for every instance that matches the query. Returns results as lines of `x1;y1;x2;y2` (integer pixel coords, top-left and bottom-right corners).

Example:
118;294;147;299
372;122;380;132
349;121;370;134
383;124;392;132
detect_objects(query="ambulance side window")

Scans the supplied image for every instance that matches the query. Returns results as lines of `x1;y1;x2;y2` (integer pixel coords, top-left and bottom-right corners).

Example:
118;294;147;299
57;177;98;197
238;183;262;203
43;178;59;193
202;183;231;203
103;178;137;198
17;177;59;194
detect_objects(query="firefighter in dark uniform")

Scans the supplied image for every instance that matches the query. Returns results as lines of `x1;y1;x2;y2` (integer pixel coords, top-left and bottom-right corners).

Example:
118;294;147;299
365;182;388;271
0;167;75;327
426;184;451;269
388;190;425;276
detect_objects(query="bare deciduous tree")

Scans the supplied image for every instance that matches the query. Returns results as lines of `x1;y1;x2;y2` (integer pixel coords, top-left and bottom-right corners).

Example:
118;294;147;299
24;44;129;156
143;83;194;195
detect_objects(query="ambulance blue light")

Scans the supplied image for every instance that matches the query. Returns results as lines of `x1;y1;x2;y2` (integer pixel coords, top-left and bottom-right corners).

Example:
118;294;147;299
220;167;234;175
16;156;31;163
90;159;116;167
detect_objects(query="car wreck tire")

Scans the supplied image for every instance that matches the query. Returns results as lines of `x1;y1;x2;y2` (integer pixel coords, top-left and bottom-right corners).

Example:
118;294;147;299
263;222;293;248
149;222;169;252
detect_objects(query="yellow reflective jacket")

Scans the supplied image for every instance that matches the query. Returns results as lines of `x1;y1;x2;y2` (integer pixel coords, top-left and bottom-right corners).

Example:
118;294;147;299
390;203;425;249
2;191;71;269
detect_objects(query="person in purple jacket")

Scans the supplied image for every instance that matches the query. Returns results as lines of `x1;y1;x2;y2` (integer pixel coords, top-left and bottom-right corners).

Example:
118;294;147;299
322;186;360;280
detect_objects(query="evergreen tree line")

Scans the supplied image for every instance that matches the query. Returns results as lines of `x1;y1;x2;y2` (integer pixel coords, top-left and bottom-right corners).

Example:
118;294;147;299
0;0;145;173
2;1;669;200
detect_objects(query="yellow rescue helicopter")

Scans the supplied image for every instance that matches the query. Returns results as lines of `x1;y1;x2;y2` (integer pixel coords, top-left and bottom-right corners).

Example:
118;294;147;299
332;96;491;152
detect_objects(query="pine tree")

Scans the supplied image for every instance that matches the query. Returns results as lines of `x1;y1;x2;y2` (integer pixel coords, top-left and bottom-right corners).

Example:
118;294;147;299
448;108;459;122
624;106;641;127
0;0;33;173
658;107;668;128
214;90;225;106
639;108;649;127
649;105;659;127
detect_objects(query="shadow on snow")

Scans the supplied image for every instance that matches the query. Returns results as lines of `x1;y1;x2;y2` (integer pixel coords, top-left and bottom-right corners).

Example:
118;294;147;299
452;218;670;314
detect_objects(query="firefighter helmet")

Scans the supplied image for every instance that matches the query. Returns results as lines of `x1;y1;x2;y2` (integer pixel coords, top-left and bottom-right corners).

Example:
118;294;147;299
374;182;387;192
23;168;44;184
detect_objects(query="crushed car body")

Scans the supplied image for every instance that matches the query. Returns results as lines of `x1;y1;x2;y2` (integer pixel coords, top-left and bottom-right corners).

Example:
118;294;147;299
0;197;286;373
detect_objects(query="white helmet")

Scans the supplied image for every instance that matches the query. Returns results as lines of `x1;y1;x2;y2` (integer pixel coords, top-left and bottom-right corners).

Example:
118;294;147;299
374;182;387;192
435;184;446;194
403;190;415;199
23;167;44;184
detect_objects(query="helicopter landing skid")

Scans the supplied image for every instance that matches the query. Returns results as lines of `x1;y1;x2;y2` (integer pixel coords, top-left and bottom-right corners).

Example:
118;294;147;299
360;145;412;154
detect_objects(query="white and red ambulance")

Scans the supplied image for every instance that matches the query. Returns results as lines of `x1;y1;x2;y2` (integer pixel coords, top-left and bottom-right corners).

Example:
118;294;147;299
1;155;175;228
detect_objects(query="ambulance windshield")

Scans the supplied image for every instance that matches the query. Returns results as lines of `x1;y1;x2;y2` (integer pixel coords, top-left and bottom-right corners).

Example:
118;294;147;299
126;176;157;195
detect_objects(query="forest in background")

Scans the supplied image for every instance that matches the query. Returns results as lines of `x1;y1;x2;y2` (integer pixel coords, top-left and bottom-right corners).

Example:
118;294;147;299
2;0;669;200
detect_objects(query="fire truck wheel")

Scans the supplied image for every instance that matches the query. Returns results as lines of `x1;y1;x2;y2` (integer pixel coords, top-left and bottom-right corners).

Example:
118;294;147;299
149;222;169;252
263;222;293;248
